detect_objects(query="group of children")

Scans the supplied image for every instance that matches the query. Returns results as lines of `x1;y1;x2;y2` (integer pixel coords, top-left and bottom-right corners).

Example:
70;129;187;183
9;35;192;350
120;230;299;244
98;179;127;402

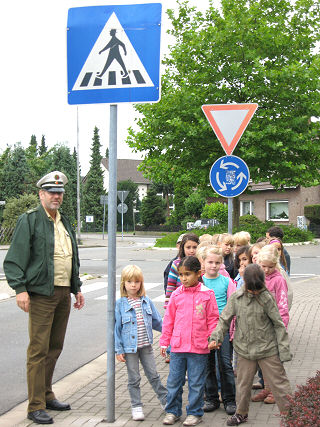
114;226;292;426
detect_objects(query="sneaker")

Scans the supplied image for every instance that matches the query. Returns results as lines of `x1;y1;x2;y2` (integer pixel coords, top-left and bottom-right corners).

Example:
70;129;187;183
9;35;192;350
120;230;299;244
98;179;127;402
225;403;237;415
132;407;145;421
264;392;275;404
251;388;270;402
163;413;180;425
226;413;248;426
183;415;202;426
203;400;220;412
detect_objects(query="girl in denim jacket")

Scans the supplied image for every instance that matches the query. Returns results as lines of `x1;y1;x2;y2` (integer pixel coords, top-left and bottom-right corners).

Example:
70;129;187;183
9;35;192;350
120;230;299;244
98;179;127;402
115;265;167;421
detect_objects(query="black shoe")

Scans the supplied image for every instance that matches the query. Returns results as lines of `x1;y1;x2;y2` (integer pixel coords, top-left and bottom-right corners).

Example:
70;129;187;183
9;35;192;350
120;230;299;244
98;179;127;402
46;399;71;411
27;410;53;424
225;403;237;415
203;400;220;412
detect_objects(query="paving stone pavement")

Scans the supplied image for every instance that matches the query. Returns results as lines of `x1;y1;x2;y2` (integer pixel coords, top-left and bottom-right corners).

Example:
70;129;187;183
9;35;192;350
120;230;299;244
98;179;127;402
1;276;319;427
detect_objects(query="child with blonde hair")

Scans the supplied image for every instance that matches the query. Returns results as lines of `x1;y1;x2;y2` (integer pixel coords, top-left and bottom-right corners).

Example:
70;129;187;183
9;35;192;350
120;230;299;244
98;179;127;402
196;244;230;278
233;231;251;253
115;265;167;421
217;233;236;278
199;234;213;243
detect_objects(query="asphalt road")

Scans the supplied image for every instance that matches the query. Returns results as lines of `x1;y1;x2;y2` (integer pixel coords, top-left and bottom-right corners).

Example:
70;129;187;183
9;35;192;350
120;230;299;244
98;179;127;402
0;239;319;415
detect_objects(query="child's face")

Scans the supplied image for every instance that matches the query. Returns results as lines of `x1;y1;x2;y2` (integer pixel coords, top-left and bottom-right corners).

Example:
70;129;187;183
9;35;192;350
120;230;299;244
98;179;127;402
124;278;141;298
259;260;276;276
271;241;282;256
204;253;221;279
220;241;233;256
234;243;243;253
239;252;250;268
251;247;261;264
184;240;198;257
178;266;200;288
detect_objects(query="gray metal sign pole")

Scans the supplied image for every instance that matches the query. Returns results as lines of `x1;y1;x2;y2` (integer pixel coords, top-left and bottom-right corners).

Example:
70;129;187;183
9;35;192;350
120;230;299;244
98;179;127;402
121;193;124;240
102;200;106;240
228;198;233;234
76;107;81;245
106;104;117;422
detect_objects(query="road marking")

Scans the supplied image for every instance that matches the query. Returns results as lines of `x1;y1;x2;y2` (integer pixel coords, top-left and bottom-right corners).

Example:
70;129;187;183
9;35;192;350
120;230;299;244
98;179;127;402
0;293;10;300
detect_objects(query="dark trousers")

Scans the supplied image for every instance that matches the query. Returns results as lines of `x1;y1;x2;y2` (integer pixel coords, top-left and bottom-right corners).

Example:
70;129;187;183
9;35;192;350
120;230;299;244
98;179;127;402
205;332;236;406
27;287;71;412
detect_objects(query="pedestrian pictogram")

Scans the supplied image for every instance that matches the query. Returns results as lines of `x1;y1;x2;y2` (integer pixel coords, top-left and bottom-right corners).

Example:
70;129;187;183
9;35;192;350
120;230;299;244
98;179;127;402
209;155;250;198
202;104;258;155
67;4;162;104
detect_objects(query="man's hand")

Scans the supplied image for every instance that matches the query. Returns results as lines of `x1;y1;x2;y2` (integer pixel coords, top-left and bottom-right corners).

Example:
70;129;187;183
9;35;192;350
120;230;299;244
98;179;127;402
16;292;30;313
116;354;126;362
74;292;85;310
160;347;167;357
208;340;221;351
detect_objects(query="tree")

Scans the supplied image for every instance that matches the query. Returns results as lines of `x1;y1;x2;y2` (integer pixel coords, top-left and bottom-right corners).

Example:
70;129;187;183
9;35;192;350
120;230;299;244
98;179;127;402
39;135;47;156
184;191;206;219
127;0;320;197
140;186;166;227
49;144;78;225
2;194;39;229
0;144;33;199
201;202;228;223
117;180;139;231
82;127;105;231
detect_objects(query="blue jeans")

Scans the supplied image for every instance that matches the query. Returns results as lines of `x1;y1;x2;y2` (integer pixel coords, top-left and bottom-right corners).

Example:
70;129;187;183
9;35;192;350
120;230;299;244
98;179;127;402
125;345;167;408
205;332;236;406
166;352;208;417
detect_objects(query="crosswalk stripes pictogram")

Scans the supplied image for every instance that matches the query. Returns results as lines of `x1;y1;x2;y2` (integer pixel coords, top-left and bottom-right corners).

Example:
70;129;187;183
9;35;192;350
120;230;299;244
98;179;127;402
80;70;146;88
72;12;154;91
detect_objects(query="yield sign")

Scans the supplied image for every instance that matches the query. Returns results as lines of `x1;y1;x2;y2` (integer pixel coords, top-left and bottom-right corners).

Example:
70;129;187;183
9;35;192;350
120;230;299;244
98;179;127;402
202;103;258;155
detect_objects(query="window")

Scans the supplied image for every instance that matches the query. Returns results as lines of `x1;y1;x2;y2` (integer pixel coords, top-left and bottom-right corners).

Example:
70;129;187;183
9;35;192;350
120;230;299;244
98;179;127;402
240;201;254;216
266;200;289;221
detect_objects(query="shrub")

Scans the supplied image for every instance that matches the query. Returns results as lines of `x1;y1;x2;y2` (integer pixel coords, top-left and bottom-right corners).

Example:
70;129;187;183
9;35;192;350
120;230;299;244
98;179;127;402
281;371;320;427
304;205;320;224
201;202;228;223
2;194;39;229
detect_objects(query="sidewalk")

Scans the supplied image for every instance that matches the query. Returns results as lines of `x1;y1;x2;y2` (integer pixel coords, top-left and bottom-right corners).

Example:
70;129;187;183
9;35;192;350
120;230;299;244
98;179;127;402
1;274;320;427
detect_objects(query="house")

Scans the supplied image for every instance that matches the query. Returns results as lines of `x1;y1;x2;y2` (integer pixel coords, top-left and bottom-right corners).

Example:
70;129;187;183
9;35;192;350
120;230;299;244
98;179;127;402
101;158;151;200
238;183;320;226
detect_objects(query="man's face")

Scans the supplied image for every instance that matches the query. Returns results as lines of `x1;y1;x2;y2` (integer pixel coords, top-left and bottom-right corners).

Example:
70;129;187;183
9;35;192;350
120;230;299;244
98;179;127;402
39;190;63;212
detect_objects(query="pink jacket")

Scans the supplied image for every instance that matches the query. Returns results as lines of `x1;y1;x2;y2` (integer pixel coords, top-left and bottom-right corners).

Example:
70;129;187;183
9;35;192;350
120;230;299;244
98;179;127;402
265;270;289;327
220;263;230;278
160;282;219;354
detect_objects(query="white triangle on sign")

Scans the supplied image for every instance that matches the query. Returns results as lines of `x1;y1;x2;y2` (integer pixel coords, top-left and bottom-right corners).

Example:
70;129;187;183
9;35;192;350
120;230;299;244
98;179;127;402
209;109;249;147
72;12;154;91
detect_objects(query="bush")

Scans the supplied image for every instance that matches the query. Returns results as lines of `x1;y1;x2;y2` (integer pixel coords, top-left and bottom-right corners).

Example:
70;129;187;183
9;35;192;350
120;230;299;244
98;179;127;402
201;202;228;223
304;205;320;224
2;194;39;229
281;371;320;427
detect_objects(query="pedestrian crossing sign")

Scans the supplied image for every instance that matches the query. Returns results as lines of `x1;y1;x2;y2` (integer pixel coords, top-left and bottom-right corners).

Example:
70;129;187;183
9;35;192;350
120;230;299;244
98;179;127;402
67;4;162;105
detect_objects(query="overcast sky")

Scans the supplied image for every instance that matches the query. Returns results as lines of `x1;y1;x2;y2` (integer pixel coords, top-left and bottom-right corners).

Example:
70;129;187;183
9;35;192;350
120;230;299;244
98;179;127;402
0;0;206;175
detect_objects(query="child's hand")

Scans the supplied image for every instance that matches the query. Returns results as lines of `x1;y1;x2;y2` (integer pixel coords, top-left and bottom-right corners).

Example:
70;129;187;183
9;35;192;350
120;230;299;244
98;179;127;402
116;354;126;362
208;340;221;350
160;347;167;357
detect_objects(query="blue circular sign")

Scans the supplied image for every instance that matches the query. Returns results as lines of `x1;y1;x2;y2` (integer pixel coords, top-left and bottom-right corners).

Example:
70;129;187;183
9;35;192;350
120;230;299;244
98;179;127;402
209;155;250;198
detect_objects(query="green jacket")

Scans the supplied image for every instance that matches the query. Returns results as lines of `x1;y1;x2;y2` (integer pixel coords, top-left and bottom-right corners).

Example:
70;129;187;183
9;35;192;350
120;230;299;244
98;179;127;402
4;205;82;296
209;287;292;362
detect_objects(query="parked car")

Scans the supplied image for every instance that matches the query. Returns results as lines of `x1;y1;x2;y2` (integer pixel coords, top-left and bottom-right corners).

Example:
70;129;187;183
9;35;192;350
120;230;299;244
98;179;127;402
191;218;218;230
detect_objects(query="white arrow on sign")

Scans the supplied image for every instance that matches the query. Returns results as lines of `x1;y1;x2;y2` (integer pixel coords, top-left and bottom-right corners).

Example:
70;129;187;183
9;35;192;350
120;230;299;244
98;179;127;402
231;172;247;191
220;159;239;169
216;172;227;191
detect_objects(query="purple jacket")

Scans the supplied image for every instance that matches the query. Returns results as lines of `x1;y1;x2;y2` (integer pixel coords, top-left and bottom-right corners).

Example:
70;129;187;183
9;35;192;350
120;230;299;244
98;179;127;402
160;282;219;354
265;270;289;327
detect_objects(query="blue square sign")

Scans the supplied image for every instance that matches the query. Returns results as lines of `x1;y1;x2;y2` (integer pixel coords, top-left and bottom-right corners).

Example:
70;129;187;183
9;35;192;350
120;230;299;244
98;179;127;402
67;3;162;105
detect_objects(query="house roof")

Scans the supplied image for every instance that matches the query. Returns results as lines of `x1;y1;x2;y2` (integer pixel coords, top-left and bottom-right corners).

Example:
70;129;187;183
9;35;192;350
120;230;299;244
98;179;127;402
101;158;151;185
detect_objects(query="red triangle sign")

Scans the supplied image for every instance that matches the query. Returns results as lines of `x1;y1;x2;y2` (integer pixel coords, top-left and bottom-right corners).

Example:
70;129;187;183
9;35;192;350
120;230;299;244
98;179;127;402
202;103;258;155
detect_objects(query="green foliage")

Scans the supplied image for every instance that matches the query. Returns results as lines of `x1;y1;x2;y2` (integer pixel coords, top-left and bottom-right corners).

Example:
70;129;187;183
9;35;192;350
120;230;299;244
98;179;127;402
82;127;105;231
304;205;320;224
140;187;166;227
201;202;228;223
184;192;206;219
39;135;47;156
2;194;39;228
127;0;320;198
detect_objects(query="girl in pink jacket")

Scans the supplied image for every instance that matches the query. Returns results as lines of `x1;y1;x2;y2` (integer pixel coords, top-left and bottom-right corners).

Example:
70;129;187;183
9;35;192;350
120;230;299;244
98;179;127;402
160;256;219;426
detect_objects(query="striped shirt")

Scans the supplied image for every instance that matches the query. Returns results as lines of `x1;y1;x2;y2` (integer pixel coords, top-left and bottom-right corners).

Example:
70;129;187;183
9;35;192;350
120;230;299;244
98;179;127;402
128;297;149;348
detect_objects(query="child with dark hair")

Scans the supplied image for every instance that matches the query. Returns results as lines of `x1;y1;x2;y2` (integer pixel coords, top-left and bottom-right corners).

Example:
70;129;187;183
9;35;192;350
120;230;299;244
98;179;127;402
234;246;251;290
160;256;219;426
209;264;292;426
266;226;291;274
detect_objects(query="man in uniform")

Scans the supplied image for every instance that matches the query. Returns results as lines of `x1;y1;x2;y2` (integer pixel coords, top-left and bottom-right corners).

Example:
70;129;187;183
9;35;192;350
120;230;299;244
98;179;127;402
4;171;85;425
